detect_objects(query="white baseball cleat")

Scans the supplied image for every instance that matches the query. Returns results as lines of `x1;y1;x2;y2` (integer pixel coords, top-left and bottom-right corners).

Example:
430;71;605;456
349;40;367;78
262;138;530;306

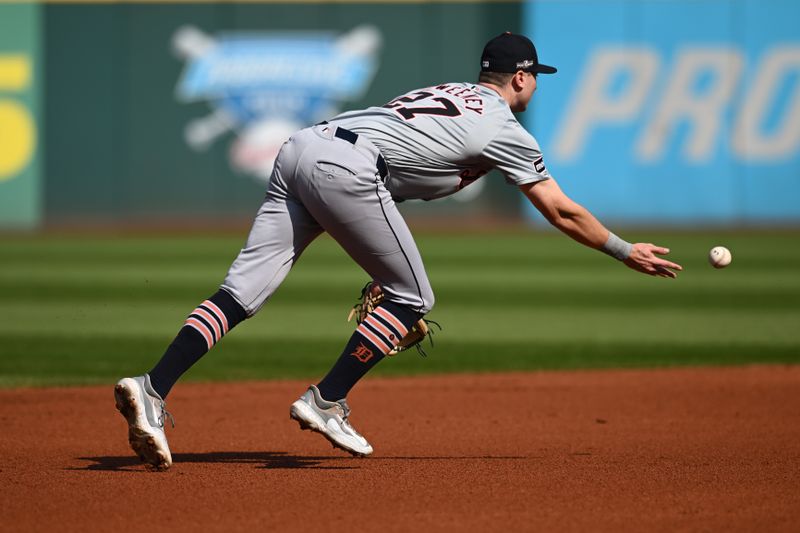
290;385;373;457
114;374;174;470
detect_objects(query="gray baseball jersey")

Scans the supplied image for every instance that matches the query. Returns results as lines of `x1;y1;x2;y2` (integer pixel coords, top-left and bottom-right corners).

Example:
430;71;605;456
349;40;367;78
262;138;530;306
222;82;549;317
331;82;551;201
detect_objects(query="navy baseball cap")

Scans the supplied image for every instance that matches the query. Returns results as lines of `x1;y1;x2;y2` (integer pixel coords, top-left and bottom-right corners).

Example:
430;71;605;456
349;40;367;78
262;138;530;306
480;32;557;75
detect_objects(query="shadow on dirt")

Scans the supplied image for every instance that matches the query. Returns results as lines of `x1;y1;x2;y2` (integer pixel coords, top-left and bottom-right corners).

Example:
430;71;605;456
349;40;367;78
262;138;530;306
72;453;532;472
71;451;360;471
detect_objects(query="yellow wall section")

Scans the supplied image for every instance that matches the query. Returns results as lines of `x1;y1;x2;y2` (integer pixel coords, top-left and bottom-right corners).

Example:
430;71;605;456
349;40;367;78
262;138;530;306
0;55;35;181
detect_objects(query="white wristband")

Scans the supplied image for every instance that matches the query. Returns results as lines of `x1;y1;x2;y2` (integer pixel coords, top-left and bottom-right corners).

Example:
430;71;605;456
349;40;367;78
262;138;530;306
601;232;633;261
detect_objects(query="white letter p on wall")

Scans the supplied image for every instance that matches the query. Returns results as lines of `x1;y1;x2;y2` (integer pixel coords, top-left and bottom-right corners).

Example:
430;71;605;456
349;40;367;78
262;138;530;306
553;47;659;161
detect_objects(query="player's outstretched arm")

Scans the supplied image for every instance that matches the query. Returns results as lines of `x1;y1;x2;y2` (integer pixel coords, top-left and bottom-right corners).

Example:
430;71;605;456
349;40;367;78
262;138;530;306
519;179;683;278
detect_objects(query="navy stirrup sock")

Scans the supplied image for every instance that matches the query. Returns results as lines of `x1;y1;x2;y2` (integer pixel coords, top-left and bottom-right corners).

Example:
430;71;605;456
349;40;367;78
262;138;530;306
317;301;421;401
148;289;247;398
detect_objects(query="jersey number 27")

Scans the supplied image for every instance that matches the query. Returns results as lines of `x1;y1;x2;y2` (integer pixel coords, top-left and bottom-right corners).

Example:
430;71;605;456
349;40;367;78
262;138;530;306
383;91;461;120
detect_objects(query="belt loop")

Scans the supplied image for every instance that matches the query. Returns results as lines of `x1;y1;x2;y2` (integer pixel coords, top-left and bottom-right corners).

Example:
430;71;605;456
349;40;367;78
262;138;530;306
334;127;359;145
376;155;388;180
333;126;388;182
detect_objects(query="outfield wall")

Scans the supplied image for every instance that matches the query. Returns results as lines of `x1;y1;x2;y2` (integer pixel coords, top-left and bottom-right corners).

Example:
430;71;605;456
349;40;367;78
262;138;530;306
0;3;42;228
0;1;798;229
525;0;800;225
6;1;524;228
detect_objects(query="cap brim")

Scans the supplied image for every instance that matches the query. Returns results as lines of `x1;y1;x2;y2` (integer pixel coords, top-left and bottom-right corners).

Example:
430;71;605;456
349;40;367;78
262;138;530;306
534;64;557;74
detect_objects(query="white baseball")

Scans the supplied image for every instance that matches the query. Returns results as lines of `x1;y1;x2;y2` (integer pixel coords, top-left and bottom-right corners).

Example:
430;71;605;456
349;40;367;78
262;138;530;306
708;246;732;268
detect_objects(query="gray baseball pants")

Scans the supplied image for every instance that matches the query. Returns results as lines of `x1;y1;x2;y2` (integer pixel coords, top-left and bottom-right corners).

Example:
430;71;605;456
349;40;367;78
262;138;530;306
221;124;435;317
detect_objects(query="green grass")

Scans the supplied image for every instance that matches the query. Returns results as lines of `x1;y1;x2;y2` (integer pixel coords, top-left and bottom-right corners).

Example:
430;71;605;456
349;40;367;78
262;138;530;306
1;229;799;387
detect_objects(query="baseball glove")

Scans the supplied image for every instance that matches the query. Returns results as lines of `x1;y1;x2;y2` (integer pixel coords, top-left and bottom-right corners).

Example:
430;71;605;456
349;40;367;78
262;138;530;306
347;281;440;357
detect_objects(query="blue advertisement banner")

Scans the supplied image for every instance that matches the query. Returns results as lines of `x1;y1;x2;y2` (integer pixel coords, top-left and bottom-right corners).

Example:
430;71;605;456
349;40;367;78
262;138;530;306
524;0;800;224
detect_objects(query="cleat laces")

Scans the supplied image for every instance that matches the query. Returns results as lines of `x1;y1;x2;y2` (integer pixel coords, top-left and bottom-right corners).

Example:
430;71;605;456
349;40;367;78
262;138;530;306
337;401;363;437
156;400;175;429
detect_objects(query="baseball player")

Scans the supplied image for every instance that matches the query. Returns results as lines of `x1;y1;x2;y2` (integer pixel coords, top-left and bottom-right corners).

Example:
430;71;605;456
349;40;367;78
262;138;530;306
114;32;682;470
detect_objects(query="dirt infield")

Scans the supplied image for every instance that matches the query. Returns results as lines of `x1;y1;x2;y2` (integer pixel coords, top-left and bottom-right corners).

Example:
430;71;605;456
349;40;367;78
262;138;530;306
2;366;799;532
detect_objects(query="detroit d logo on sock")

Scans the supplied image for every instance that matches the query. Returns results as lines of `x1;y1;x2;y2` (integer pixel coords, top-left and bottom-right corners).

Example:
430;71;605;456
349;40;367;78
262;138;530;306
351;343;374;363
172;25;382;183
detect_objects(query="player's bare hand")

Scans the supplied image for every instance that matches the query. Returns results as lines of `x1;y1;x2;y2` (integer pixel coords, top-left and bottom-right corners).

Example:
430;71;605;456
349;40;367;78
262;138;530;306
623;243;683;278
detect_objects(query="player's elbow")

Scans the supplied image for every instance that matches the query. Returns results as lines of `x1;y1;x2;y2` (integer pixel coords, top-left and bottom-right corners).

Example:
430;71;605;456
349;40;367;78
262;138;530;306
538;201;572;228
550;198;585;225
550;209;574;231
536;205;561;226
523;182;579;228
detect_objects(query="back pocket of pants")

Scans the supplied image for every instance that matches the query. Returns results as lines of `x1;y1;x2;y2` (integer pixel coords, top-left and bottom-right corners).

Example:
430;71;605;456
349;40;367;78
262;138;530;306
313;161;355;181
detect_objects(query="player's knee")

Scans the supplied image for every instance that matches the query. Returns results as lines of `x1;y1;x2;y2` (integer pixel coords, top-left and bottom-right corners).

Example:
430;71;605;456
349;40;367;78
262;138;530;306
418;287;435;315
383;283;434;316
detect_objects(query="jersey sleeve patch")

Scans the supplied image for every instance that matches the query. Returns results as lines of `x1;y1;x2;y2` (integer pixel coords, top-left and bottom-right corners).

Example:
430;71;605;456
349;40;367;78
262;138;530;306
480;119;552;186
